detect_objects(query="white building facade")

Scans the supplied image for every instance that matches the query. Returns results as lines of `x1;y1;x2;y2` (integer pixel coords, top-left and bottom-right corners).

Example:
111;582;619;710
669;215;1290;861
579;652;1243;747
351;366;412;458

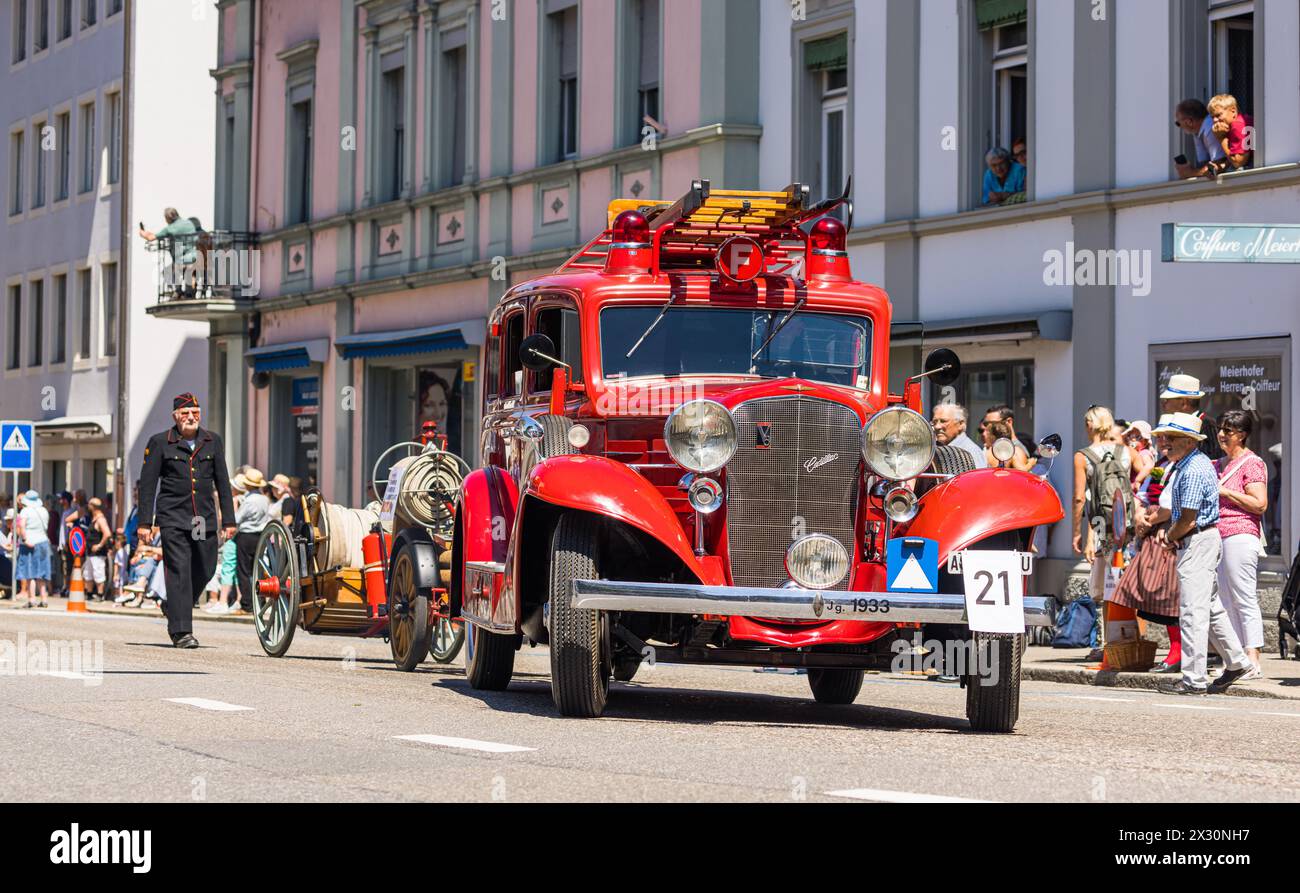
1;0;216;519
759;0;1299;590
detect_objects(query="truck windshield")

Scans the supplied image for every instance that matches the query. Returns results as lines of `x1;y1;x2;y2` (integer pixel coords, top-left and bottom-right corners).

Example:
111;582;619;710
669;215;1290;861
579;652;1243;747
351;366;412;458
600;306;872;388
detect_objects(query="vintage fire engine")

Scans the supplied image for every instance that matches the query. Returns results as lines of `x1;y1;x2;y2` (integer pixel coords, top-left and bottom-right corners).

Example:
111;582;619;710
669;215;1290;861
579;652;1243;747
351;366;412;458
443;180;1064;732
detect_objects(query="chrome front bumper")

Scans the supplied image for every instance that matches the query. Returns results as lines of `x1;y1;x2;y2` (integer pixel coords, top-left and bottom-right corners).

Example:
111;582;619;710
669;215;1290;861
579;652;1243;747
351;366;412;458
571;579;1056;627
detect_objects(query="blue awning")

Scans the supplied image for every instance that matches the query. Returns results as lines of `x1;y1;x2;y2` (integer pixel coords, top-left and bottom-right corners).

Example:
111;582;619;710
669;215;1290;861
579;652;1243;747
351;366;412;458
335;320;487;361
245;338;331;373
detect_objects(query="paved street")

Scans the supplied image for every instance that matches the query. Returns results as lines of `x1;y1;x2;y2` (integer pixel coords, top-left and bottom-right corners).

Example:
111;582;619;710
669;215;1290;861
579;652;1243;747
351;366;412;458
3;606;1298;803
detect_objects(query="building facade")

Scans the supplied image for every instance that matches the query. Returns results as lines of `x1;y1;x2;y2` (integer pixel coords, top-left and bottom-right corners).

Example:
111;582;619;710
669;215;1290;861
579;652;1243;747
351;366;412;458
1;0;217;518
172;0;1296;592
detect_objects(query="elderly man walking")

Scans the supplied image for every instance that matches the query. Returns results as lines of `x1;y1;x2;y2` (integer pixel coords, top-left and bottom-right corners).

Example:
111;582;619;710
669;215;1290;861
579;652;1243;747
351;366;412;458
137;393;236;648
1154;413;1253;695
931;403;987;469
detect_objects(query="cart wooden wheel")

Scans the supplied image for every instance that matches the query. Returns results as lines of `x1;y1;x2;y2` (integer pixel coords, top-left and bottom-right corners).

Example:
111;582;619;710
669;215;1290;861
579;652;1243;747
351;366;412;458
429;618;465;664
388;547;433;672
253;519;300;658
301;490;330;575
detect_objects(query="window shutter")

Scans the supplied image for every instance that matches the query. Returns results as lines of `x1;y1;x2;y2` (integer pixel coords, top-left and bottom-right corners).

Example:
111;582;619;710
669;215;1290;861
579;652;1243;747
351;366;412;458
804;33;847;72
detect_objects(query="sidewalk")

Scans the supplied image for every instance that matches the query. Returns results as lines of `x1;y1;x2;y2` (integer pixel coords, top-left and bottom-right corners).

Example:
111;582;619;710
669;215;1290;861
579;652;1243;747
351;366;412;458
2;594;256;624
1023;645;1300;701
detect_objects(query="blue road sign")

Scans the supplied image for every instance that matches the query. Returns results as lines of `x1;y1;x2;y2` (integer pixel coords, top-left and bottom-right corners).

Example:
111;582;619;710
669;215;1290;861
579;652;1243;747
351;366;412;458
886;536;939;593
0;421;35;472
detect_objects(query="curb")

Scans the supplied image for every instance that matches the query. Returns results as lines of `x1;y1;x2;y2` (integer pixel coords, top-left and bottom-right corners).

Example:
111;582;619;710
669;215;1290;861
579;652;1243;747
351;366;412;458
83;601;255;624
1022;665;1300;701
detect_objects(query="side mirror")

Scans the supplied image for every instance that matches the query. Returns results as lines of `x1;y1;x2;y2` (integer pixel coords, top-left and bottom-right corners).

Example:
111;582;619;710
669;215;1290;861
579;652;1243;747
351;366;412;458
922;348;961;387
1036;433;1062;459
519;333;561;373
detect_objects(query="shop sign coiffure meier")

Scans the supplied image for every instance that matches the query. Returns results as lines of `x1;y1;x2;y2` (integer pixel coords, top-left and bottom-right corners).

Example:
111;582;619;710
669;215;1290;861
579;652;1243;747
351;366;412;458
1162;223;1300;263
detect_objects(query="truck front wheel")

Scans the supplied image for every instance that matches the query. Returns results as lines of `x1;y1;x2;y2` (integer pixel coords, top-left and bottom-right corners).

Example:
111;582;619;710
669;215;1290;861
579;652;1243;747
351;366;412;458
807;667;865;704
964;631;1023;733
548;514;611;717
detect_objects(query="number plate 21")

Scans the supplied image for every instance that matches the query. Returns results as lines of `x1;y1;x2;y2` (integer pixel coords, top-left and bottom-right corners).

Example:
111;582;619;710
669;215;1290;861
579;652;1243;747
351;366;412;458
949;550;1034;634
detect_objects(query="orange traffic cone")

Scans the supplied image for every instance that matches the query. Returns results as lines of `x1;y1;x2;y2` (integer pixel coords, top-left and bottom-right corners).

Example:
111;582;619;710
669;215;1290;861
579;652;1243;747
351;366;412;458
66;556;87;613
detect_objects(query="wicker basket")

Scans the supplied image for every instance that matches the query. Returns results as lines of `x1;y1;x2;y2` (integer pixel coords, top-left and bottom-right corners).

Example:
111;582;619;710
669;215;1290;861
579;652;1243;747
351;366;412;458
1104;637;1158;672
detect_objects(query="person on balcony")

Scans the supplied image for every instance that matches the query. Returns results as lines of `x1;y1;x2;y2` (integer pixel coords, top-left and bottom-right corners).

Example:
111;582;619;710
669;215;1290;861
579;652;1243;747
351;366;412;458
1173;99;1227;179
1208;94;1253;171
981;147;1025;206
138;208;204;298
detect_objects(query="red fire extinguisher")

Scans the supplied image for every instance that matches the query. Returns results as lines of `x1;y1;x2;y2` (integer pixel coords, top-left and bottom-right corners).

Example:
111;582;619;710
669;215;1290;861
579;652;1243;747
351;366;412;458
362;524;392;613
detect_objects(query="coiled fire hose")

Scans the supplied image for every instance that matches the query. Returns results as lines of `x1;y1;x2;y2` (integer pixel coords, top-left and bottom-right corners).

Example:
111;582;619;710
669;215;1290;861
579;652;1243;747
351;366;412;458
387;452;463;533
319;502;380;571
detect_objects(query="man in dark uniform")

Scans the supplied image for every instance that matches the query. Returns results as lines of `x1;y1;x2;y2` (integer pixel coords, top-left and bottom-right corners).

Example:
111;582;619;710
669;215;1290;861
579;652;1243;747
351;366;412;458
137;393;236;648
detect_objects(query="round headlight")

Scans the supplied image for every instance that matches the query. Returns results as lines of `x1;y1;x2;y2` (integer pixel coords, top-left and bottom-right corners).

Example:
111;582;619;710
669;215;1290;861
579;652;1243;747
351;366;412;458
785;534;850;590
861;407;935;481
664;400;737;473
991;436;1016;463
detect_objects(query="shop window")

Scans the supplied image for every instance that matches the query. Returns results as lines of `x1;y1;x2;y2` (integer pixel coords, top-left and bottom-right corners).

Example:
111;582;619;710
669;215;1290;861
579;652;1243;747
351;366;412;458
501;311;525;397
931;359;1035;442
271;375;321;489
91;458;107;501
532;305;583;389
416;364;464;455
1154;341;1288;557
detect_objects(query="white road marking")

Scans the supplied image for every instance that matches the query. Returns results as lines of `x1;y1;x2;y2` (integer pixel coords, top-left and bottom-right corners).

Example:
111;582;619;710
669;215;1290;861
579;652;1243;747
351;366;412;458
165;697;253;712
1152;702;1228;711
1062;695;1135;703
826;788;993;804
395;734;535;753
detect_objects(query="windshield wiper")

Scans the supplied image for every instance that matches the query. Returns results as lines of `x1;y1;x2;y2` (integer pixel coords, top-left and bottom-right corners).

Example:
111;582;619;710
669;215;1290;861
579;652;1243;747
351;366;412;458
750;295;808;363
625;291;679;358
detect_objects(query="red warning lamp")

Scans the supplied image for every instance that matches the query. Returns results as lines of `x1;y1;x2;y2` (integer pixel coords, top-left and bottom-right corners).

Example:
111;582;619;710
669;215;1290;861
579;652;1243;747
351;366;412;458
807;215;851;281
611;210;651;246
809;216;847;254
605;209;654;274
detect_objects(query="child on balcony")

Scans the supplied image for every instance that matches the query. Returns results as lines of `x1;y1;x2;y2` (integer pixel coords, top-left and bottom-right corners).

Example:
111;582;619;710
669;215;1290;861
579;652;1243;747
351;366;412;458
1208;94;1253;171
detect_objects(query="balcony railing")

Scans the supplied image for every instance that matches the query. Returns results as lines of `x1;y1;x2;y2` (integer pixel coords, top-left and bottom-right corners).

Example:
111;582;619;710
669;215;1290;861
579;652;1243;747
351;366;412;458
144;230;261;303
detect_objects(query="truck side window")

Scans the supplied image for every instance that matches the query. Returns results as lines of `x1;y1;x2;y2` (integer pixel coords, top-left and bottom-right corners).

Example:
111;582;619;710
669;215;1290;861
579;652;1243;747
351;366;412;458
502;311;525;397
533;306;583;387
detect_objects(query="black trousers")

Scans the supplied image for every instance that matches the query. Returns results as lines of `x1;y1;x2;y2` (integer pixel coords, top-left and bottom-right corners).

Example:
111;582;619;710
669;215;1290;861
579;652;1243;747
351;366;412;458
160;528;219;638
235;531;260;612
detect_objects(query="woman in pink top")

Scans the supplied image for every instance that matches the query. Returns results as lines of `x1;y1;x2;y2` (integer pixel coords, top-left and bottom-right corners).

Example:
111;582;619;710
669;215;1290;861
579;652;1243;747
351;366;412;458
1215;410;1269;671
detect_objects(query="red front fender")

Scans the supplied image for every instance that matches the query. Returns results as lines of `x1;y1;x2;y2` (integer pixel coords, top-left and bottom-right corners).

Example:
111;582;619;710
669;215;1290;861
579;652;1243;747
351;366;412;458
456;466;519;565
898;468;1064;562
525;455;710;582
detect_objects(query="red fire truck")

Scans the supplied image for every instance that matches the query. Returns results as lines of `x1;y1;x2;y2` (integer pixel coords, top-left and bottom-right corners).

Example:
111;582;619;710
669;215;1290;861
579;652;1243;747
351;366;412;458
443;180;1064;732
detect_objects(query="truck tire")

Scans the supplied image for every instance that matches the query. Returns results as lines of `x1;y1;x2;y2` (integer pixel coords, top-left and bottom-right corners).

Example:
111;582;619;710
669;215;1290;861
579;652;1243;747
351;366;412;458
549;513;610;717
965;631;1024;733
538;415;575;459
932;443;977;476
807;667;865;704
464;624;516;691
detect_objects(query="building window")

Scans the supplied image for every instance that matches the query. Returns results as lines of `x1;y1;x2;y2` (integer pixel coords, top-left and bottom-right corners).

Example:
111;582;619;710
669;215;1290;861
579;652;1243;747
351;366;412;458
287;95;312;224
380;62;405;203
1154;340;1288;557
52;272;66;363
7;284;21;370
31;120;46;208
988;16;1027;153
931;359;1036;448
801;32;848;203
54;110;69;200
78;100;94;193
220;107;235;226
106;0;119;15
80;0;94;29
106;90;121;185
34;0;47;52
57;0;70;41
12;0;27;64
101;261;116;356
28;277;42;366
76;267;91;359
546;5;579;162
1209;2;1253;116
8;128;24;216
439;37;468;188
633;0;660;143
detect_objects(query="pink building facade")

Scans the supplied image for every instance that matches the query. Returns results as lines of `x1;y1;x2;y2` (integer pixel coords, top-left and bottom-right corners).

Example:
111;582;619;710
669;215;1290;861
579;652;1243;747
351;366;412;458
167;0;761;504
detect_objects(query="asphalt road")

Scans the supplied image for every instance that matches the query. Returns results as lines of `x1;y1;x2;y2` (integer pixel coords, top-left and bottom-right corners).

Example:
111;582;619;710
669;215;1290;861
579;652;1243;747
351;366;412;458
3;606;1298;802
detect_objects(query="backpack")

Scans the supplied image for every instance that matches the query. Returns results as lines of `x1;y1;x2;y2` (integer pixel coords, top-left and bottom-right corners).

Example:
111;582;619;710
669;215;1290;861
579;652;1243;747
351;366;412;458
1051;596;1099;649
1080;446;1135;544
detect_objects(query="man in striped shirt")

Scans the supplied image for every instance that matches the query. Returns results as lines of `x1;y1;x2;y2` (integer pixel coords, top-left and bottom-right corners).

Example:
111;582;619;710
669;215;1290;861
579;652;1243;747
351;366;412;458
1154;413;1252;695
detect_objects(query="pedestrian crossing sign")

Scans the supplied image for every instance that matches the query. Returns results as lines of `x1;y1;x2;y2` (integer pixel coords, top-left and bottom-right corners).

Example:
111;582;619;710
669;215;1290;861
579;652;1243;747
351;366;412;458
0;420;34;472
885;536;939;593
